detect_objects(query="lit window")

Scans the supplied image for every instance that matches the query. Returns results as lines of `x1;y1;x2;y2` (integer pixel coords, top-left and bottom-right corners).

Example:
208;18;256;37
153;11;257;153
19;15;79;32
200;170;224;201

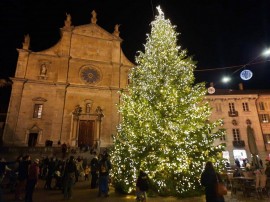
33;104;43;118
232;128;240;141
259;102;265;110
229;103;236;113
242;102;249;111
260;114;269;123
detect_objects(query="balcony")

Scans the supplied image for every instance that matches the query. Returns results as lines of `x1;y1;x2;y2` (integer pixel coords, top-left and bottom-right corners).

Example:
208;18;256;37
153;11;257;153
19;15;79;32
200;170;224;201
228;111;238;117
233;140;245;148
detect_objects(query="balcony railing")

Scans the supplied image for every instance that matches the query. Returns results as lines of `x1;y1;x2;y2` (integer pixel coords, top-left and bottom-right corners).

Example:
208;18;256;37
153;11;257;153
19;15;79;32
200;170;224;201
228;111;238;117
233;140;245;148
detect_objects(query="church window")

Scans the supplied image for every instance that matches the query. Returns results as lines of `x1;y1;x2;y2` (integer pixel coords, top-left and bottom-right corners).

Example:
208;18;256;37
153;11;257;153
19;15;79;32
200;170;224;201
33;104;43;118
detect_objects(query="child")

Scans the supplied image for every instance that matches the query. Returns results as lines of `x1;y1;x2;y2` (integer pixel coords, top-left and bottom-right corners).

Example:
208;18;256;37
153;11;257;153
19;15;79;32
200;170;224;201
84;165;90;181
136;170;149;202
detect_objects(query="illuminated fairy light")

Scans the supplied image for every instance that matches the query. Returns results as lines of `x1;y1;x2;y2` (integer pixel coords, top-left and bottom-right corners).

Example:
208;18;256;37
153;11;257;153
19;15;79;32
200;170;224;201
111;6;225;197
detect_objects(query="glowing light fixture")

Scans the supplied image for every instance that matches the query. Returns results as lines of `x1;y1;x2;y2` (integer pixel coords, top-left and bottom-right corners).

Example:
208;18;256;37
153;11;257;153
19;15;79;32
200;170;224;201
262;48;270;57
222;76;231;83
240;69;253;80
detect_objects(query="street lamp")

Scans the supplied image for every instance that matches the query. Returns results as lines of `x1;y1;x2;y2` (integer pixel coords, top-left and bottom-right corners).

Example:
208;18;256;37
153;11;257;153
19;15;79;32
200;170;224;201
222;76;231;83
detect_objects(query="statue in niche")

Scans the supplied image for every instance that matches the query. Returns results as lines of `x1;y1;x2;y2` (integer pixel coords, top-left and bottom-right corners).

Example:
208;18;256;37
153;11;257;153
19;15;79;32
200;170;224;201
73;105;82;116
40;64;47;76
86;103;92;113
22;34;30;49
96;106;104;116
91;10;97;24
96;106;104;121
113;24;120;36
64;13;72;28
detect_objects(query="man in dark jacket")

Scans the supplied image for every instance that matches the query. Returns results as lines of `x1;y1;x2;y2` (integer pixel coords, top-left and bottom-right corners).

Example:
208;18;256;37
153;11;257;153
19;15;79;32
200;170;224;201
25;159;40;202
15;155;31;200
63;156;77;200
90;151;99;189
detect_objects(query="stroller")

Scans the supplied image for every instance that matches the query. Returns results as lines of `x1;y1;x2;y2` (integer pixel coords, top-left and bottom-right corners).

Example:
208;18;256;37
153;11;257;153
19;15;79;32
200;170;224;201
54;170;63;190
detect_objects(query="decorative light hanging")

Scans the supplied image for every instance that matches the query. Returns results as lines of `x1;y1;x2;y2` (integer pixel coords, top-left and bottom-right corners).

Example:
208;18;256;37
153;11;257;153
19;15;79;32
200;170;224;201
240;69;253;80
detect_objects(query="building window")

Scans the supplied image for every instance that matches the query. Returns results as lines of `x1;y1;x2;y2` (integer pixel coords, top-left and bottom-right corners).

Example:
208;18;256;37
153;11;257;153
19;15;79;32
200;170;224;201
265;134;270;144
246;119;251;125
229;103;236;113
232;128;240;141
215;103;222;112
232;119;238;126
33;104;43;118
259;114;269;123
242;102;249;111
220;134;226;141
259;102;265;110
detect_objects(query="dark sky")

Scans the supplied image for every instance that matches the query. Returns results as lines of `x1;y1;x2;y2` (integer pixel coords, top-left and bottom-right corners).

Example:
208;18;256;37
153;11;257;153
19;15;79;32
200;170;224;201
1;0;270;111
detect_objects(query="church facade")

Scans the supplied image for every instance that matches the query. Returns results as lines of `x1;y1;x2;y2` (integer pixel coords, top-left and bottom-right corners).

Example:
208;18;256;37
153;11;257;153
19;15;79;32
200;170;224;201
3;11;133;149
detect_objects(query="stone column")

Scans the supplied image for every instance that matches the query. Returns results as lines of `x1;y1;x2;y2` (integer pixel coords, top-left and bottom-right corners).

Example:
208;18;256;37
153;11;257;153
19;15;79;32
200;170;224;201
3;78;26;144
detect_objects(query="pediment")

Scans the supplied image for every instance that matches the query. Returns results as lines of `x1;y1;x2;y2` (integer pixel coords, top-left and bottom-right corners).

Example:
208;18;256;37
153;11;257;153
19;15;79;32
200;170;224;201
28;124;41;133
32;97;47;102
72;24;120;41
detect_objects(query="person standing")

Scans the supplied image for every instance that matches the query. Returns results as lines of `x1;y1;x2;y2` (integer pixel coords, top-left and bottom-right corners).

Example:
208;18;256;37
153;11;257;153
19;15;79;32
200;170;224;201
44;157;57;190
201;161;225;202
90;151;99;189
98;154;112;197
61;143;67;159
15;155;31;200
25;159;40;202
265;159;270;177
235;158;241;168
136;170;149;202
63;156;77;200
0;157;16;202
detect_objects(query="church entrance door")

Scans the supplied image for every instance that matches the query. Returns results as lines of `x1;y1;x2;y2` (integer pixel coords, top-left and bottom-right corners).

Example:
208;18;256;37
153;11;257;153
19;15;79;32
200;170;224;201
28;133;38;147
78;120;95;148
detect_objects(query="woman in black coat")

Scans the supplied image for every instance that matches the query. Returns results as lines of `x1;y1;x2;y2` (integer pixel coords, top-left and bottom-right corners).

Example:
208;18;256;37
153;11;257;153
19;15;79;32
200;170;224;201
201;161;225;202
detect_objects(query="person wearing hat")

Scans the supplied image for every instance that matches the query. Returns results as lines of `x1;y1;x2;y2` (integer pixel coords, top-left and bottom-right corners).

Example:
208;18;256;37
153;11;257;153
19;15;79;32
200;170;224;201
25;158;40;202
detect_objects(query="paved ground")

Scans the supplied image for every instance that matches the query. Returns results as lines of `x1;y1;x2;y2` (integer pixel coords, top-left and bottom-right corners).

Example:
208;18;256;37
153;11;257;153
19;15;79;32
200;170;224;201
2;179;270;202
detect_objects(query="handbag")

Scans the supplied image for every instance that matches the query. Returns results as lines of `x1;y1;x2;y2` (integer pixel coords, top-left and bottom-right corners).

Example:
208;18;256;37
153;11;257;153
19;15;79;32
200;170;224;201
216;173;227;196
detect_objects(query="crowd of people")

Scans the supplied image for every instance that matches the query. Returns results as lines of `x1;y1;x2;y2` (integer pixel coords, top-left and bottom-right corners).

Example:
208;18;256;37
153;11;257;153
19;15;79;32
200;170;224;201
0;149;112;201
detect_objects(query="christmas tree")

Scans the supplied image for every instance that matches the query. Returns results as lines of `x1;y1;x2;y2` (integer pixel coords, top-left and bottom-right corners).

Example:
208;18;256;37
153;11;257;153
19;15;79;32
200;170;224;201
111;6;225;197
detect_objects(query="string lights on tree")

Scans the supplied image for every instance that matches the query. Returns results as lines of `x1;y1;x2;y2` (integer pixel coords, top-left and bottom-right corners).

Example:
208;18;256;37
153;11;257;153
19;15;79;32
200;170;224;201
111;6;225;197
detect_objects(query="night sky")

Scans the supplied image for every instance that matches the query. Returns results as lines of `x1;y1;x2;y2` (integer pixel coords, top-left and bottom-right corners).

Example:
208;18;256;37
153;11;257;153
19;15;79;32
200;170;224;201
1;0;270;111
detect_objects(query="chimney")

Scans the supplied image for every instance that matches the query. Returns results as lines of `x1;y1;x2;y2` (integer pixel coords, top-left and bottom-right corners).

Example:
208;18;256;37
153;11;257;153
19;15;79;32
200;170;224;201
239;83;243;90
